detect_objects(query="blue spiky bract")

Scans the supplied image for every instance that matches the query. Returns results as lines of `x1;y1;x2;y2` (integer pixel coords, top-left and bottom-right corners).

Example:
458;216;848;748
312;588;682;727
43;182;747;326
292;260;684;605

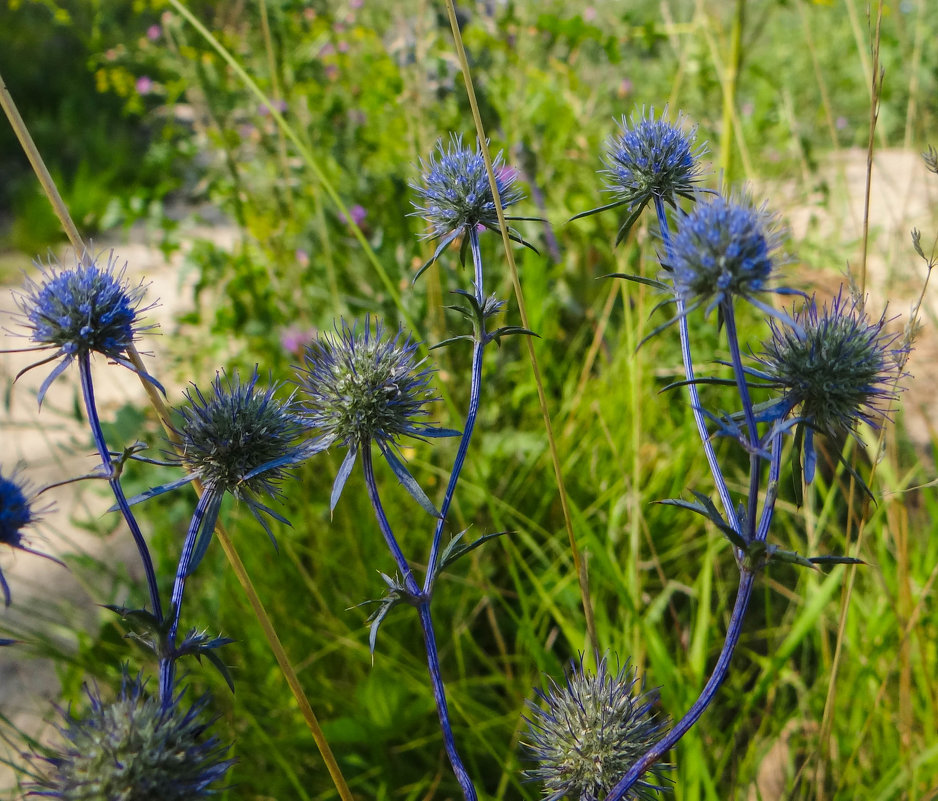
298;318;457;514
757;290;905;436
524;655;671;801
411;134;523;241
166;368;310;554
14;252;154;404
0;470;34;551
299;318;445;452
30;675;232;800
0;468;39;607
174;369;307;498
603;107;706;210
668;193;783;310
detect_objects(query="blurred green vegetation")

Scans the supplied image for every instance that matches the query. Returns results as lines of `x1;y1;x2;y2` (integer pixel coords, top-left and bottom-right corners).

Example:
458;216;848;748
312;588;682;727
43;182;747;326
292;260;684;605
1;0;937;799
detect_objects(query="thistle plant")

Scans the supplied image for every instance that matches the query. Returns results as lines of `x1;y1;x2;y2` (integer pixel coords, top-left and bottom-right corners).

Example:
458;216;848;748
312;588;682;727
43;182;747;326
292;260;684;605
666;193;790;318
298;318;456;516
525;656;670;801
5;252;165;620
30;675;232;799
572;107;707;245
754;290;904;484
284;135;536;801
410;134;539;289
123;368;312;701
559;106;908;800
3;249;236;795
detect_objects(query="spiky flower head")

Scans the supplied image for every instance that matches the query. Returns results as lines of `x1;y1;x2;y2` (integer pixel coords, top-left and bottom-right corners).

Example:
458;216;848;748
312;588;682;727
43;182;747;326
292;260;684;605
668;193;785;312
571;107;706;245
410;135;535;279
603;107;706;212
297;318;457;514
0;468;42;607
12;252;156;405
172;369;308;499
525;655;670;801
412;134;523;241
31;676;232;800
757;290;905;439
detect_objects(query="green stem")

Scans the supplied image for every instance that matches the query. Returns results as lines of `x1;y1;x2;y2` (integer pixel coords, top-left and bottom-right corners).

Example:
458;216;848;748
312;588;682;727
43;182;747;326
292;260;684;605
718;0;745;180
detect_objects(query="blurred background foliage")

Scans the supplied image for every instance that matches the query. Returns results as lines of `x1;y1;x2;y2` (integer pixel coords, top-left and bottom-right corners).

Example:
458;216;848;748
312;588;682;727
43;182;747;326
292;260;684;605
1;0;937;799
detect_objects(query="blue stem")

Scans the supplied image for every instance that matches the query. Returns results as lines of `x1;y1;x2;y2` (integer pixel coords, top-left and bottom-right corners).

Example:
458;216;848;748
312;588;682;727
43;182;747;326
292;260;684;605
417;602;479;801
360;446;420;596
652;196;738;530
606;569;756;800
159;490;221;705
424;339;483;592
721;300;762;539
426;223;487;589
756;431;784;543
360;447;477;799
77;353;162;622
469;225;484;303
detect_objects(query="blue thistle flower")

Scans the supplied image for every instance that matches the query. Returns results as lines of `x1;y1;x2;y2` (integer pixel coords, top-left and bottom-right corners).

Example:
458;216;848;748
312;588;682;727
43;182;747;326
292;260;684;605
297;318;458;516
30;675;232;799
572;107;707;245
0;468;61;607
754;290;906;482
411;135;536;279
10;252;160;405
129;369;311;572
525;655;670;801
667;193;787;316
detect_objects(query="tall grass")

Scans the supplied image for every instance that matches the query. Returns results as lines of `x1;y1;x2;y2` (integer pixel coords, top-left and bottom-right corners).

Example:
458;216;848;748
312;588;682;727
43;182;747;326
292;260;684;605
1;1;936;799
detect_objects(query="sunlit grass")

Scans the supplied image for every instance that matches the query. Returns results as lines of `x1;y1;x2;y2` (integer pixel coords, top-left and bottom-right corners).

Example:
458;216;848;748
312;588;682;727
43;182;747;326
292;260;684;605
1;1;936;799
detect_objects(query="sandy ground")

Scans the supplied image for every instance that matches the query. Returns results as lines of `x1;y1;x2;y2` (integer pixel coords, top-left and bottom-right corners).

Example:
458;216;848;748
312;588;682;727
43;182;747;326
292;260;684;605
0;148;935;797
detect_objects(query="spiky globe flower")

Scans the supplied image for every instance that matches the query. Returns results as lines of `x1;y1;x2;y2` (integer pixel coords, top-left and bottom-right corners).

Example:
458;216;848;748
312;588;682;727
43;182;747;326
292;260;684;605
571;108;706;245
0;468;42;607
410;135;533;277
297;318;457;514
412;134;523;239
668;193;784;312
603;108;705;211
172;369;308;500
755;290;906;480
127;369;311;572
12;252;156;405
525;656;670;801
31;676;232;800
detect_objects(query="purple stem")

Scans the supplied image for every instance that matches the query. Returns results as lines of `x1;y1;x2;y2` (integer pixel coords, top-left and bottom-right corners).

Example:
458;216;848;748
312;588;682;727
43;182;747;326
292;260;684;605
417;602;479;801
652;196;738;530
721;300;762;539
424;339;483;592
360;448;478;800
605;568;756;800
361;446;421;597
77;353;162;621
159;490;221;705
